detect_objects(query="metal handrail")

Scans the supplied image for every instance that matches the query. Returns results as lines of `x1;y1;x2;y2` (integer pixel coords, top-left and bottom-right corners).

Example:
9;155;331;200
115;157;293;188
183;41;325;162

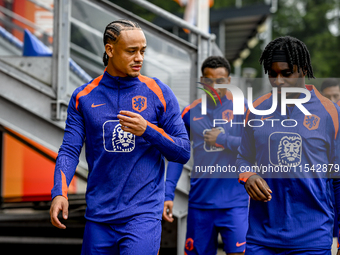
70;17;103;38
27;0;53;12
130;0;215;40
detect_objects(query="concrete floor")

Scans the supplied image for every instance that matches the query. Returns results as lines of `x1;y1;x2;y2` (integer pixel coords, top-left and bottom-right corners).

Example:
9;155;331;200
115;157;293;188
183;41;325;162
217;248;225;255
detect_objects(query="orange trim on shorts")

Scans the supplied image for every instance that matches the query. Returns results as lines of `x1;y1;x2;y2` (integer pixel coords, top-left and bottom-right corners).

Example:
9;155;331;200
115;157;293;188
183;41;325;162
147;121;174;143
239;172;257;184
139;75;167;112
245;92;272;123
75;75;103;110
61;170;68;199
310;85;339;139
182;98;202;118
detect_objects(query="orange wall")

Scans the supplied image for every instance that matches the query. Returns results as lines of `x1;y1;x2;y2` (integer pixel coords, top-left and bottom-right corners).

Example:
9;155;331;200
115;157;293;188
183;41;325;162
2;133;77;201
12;0;53;42
2;134;23;197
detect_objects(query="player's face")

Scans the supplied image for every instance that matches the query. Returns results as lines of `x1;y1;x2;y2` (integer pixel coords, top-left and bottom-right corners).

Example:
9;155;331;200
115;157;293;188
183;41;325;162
268;62;305;99
322;86;340;103
106;29;146;77
201;67;230;102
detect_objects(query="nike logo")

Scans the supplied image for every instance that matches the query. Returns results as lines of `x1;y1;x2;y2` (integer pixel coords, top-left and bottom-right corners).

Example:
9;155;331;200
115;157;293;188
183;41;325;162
236;241;246;247
193;117;204;121
261;115;274;121
91;103;106;108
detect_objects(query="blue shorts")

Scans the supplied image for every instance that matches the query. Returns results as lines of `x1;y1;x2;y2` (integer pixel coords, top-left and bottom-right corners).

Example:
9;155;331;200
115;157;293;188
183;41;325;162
81;217;161;255
185;206;248;255
245;243;331;255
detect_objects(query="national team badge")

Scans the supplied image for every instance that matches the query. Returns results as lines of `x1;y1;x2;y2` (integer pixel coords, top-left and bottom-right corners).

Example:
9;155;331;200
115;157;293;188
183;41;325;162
185;238;194;251
222;109;233;122
132;95;147;113
103;120;135;152
269;132;302;167
303;114;320;130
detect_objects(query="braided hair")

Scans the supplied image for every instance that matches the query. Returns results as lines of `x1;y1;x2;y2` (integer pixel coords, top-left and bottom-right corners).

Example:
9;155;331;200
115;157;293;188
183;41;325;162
259;36;315;79
102;19;141;66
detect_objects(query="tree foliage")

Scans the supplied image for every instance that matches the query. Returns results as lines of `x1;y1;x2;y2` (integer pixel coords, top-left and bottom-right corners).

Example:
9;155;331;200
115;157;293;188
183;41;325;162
245;0;340;78
112;0;340;78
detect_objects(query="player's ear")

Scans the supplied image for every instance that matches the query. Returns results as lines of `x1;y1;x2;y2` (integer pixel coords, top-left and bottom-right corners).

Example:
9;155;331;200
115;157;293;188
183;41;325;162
105;43;114;58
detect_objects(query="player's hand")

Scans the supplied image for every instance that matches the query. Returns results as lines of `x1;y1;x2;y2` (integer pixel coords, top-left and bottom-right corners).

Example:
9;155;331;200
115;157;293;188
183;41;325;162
163;200;174;223
204;128;221;146
245;175;272;202
337;249;340;255
50;195;69;229
117;111;147;136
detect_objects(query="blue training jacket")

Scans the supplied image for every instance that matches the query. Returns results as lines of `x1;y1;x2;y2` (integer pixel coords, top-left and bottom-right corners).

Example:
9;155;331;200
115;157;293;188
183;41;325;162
166;92;249;209
237;85;340;249
51;70;190;223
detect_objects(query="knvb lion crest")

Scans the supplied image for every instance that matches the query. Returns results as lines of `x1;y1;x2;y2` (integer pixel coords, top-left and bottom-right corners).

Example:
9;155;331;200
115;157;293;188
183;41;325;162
277;135;302;167
132;96;147;113
303;114;320;130
112;124;135;152
222;109;233;122
103;120;135;153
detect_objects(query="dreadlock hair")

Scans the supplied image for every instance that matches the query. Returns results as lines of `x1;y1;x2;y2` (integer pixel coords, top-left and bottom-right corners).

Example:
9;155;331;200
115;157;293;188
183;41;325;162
102;19;141;66
259;36;315;79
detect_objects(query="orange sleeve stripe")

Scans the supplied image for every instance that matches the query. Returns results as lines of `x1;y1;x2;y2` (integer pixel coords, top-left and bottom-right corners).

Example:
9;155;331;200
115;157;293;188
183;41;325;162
313;85;339;139
61;170;68;199
245;109;251;124
225;92;246;112
147;121;174;143
182;105;190;119
245;92;272;123
139;75;167;112
190;98;202;109
239;172;257;183
75;74;103;110
181;98;202;118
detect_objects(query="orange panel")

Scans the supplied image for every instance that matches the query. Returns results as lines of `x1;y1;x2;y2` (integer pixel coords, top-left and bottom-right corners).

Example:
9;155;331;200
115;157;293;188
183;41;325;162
12;0;54;43
22;143;54;197
2;134;24;198
2;130;78;201
12;0;27;41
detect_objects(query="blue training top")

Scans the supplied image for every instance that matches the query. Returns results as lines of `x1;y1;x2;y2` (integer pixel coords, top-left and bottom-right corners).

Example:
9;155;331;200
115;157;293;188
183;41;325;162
51;70;190;223
166;92;249;209
237;85;340;249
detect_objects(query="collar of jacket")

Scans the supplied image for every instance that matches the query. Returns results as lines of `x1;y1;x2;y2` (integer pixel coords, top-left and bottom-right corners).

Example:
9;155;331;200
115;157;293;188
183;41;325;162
100;70;141;89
